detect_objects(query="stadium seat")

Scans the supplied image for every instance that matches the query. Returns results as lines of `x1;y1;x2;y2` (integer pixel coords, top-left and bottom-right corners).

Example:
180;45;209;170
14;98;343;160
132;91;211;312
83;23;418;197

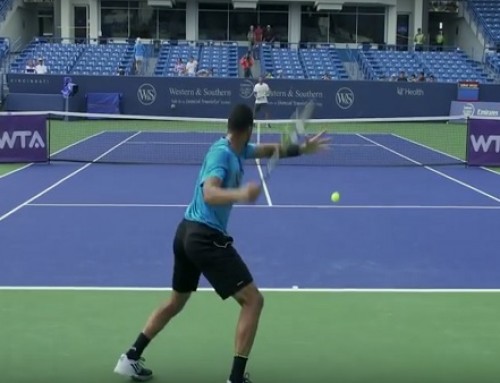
299;46;349;80
153;41;201;77
260;44;306;79
71;43;134;76
468;0;500;43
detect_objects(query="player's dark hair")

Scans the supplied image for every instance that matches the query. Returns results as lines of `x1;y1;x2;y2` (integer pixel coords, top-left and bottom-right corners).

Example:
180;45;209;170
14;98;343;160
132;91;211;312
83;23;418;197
228;104;254;133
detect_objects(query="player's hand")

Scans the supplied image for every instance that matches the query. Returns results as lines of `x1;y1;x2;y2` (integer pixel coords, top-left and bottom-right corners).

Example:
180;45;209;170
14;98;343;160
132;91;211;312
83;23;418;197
239;182;261;203
300;130;330;155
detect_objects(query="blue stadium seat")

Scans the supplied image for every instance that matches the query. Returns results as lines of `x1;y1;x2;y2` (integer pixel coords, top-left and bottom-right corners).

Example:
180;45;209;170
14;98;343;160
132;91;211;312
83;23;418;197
260;44;306;79
468;0;500;43
71;43;134;75
197;42;238;78
358;48;494;83
299;46;349;80
153;41;200;77
9;41;85;74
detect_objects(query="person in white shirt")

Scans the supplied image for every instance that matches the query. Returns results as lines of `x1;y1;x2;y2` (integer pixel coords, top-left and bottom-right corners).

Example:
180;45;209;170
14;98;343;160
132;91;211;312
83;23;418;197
34;58;48;74
185;56;197;76
253;76;271;128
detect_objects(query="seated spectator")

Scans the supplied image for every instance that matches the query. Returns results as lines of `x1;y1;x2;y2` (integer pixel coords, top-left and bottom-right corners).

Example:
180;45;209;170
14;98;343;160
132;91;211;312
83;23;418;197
408;74;416;82
322;72;332;80
397;71;407;81
417;72;426;82
428;75;436;82
25;59;36;74
174;58;186;76
197;68;213;77
185;56;198;76
35;58;48;74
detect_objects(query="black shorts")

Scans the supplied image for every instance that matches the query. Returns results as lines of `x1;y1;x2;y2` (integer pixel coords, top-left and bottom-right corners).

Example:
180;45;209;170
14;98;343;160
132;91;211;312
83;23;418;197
254;102;268;115
171;219;254;300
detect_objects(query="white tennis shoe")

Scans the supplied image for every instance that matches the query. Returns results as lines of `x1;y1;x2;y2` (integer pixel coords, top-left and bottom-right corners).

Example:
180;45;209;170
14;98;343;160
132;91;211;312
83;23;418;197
113;353;153;381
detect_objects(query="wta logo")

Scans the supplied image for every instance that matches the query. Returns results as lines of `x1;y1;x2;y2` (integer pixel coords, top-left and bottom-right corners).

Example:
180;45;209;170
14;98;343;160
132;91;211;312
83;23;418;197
0;130;46;150
470;135;500;153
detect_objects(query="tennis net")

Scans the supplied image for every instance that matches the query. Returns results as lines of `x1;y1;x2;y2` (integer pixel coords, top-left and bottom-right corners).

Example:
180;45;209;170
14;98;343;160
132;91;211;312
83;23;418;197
3;111;469;167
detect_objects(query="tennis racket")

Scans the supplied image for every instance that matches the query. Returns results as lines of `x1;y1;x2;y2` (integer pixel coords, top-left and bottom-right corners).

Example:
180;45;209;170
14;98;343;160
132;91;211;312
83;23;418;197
262;148;280;181
284;100;316;145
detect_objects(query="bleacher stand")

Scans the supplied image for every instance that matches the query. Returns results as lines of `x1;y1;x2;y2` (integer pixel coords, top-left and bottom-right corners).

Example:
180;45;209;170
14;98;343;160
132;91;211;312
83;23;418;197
299;46;349;80
9;40;135;75
197;42;238;78
153;42;200;76
260;44;305;79
358;47;494;83
468;0;500;43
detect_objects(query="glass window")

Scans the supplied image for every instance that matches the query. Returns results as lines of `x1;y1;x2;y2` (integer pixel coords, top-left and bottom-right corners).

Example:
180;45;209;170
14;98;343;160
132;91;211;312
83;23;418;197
259;12;288;42
159;9;186;40
357;14;384;43
101;8;129;38
329;12;357;43
198;2;229;10
301;6;329;42
199;11;228;40
229;11;258;41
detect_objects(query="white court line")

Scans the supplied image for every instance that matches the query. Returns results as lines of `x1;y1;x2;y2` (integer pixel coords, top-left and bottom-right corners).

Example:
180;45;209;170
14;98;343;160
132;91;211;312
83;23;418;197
0;131;108;180
24;203;500;210
0;132;142;223
391;133;500;177
357;134;500;204
0;286;499;293
124;141;376;148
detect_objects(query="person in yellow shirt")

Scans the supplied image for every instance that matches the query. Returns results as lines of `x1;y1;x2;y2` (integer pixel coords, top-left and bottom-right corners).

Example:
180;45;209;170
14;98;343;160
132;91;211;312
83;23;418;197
414;28;425;51
436;30;444;51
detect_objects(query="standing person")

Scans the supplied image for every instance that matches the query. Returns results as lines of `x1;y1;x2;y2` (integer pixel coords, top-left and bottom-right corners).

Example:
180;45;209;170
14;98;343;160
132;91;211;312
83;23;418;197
113;104;329;383
240;52;254;78
253;76;271;128
134;38;145;74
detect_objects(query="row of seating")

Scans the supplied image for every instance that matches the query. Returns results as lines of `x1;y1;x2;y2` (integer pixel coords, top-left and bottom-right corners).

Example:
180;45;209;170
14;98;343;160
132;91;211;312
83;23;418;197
260;44;349;80
153;42;239;77
359;49;495;83
468;0;500;43
9;41;135;75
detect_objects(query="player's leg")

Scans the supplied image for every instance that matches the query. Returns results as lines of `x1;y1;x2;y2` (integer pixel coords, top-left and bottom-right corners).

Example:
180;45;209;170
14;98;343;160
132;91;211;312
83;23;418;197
185;224;264;383
263;103;271;128
114;219;200;381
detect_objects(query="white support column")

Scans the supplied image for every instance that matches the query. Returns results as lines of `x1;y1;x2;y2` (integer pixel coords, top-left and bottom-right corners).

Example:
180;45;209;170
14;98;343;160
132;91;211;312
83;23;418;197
414;0;423;34
89;0;99;40
386;5;397;45
186;0;198;41
288;3;301;45
60;0;71;40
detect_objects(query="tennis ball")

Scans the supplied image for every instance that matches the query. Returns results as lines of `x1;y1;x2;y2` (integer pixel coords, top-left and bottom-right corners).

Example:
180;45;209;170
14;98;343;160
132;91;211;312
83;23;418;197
331;191;340;203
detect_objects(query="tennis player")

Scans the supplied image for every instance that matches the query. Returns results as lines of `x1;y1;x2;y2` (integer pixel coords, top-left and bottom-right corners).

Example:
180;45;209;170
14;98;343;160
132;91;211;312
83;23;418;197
113;104;329;383
253;76;271;129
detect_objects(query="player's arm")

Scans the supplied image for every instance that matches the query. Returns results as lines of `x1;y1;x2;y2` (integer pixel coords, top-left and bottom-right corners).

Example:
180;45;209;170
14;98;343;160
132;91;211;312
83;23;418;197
251;143;302;159
203;177;253;204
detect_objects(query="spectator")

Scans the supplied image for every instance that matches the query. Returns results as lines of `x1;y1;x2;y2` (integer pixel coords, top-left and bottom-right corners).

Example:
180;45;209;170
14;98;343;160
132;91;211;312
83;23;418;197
254;25;263;59
25;59;36;74
263;25;275;43
417;72;426;82
174;58;186;76
35;58;48;74
240;51;254;78
322;72;332;80
247;25;255;51
397;71;407;81
408;74;416;82
435;30;444;51
414;28;425;51
117;67;125;76
428;74;436;82
134;37;145;74
197;67;213;77
185;56;198;76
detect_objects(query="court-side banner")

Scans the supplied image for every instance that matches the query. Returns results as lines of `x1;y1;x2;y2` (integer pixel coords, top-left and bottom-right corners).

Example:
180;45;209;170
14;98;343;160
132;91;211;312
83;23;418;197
5;74;466;119
0;114;48;163
467;118;500;166
449;101;500;120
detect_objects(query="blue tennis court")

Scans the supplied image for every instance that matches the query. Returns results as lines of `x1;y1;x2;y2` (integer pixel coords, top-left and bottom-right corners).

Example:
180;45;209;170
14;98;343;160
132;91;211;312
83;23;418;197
1;128;500;290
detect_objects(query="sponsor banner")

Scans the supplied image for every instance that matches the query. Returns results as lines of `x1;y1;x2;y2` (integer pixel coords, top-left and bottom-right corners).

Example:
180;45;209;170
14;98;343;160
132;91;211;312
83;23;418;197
6;74;460;119
0;114;48;163
449;101;500;122
467;118;500;166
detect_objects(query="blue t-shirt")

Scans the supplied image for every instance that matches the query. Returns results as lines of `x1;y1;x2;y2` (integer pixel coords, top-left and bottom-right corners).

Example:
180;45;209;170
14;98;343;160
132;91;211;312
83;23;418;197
184;137;256;234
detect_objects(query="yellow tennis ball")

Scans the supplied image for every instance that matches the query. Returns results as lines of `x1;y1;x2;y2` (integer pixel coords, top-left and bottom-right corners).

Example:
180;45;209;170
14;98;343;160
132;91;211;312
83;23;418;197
331;192;340;203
